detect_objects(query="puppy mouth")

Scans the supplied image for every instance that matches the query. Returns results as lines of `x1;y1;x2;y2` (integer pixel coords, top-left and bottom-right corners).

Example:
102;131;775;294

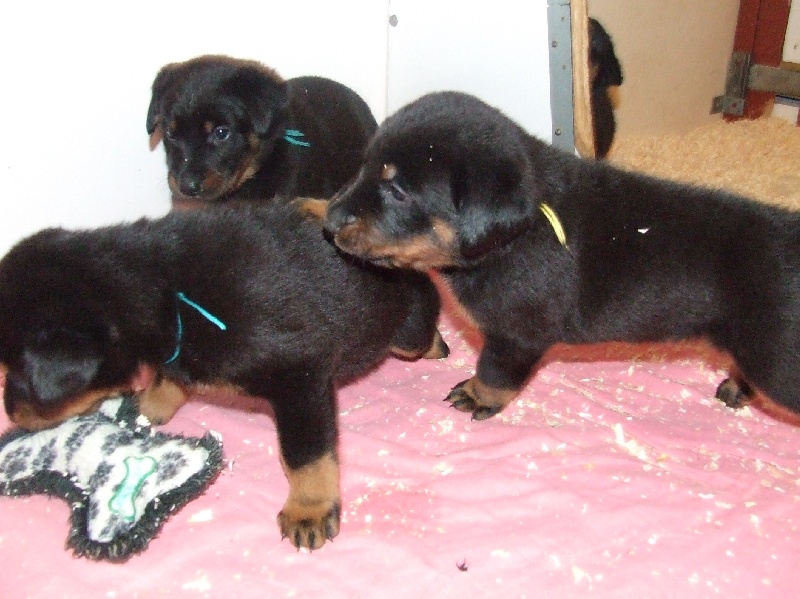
8;386;130;431
169;172;230;202
333;218;458;271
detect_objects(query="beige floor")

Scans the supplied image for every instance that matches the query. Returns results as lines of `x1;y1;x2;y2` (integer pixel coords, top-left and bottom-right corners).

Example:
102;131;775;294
610;117;800;210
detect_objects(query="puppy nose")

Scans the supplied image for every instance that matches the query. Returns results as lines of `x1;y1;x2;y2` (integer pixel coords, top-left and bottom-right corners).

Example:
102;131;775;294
323;203;357;234
179;175;203;197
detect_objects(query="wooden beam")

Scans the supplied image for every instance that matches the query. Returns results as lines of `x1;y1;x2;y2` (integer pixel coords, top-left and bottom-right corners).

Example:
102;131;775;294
571;0;594;158
731;0;792;119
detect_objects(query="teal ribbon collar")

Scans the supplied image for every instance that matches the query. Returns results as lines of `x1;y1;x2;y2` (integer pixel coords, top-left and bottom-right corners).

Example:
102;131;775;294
165;292;227;364
283;129;311;147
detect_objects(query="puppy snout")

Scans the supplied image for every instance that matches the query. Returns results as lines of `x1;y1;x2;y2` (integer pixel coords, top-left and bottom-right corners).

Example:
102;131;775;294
323;203;357;235
179;174;204;197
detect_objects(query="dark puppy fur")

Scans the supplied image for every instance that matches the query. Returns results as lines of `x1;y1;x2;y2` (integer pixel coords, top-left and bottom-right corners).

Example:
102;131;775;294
0;203;447;549
324;90;800;422
589;18;623;158
146;55;377;203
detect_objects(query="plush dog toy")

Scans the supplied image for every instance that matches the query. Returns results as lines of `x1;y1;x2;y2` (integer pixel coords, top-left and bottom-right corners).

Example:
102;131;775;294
0;394;223;562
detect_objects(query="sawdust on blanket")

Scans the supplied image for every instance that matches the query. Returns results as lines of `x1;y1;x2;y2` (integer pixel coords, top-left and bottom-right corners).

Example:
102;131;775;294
610;117;800;210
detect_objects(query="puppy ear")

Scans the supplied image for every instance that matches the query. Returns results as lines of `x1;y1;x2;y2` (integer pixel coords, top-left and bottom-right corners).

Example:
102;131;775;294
226;67;288;138
589;19;623;87
22;327;103;406
452;152;535;260
146;65;178;144
596;49;623;88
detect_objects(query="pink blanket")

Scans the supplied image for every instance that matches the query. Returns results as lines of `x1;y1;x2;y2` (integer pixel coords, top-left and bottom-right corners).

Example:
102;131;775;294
1;314;798;597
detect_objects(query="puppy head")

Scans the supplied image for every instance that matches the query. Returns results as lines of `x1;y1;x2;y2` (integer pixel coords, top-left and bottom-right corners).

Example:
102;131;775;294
146;54;288;202
0;230;134;429
324;91;537;268
589;18;623;88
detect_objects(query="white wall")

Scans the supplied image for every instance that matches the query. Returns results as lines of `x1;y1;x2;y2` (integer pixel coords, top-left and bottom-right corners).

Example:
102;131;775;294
387;0;552;141
0;0;556;256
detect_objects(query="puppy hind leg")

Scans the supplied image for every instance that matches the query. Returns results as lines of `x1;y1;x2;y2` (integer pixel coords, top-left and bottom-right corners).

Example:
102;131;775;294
735;357;800;416
715;375;755;409
390;328;449;361
390;276;449;360
447;377;520;421
423;328;450;359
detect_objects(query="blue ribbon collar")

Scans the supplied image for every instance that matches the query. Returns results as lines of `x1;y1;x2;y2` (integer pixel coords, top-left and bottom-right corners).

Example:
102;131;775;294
283;128;311;147
165;292;227;365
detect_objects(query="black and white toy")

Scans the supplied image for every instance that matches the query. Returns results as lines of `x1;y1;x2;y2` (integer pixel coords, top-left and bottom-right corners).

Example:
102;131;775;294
0;394;223;561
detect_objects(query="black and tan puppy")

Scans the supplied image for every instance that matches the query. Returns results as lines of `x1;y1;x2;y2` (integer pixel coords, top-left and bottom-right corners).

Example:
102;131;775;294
146;55;377;203
0;203;446;549
589;17;623;158
324;90;800;422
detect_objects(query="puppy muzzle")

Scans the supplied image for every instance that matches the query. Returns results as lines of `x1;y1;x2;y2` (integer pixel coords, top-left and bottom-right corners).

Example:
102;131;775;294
322;202;357;237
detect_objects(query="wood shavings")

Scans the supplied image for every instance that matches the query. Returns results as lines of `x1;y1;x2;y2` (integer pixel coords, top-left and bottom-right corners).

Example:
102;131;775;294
182;574;212;592
434;462;453;476
612;423;651;462
435;419;454;435
188;508;214;524
612;118;800;210
571;564;590;584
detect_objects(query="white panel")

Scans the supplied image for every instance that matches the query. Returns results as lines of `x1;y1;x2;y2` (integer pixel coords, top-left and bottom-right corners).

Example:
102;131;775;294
0;0;388;255
387;0;552;141
784;0;800;63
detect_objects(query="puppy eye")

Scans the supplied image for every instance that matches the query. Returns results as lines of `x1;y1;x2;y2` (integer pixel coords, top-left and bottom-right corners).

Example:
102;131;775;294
388;181;409;203
165;128;177;141
210;126;230;143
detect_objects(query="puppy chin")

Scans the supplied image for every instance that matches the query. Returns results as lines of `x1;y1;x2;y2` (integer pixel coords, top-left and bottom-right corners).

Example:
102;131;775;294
9;387;129;431
8;402;65;431
333;217;458;271
168;172;230;204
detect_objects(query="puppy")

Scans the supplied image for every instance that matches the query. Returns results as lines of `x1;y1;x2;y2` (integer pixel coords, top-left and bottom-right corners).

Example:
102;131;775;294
589;18;623;158
323;90;800;422
0;203;447;549
146;55;378;203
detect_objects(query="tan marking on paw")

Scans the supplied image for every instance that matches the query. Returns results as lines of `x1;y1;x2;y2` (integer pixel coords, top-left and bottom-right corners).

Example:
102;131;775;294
278;451;341;550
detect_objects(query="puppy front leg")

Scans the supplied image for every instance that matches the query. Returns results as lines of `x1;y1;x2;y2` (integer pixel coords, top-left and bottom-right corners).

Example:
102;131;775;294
278;450;340;550
446;335;543;420
136;376;187;425
270;373;341;550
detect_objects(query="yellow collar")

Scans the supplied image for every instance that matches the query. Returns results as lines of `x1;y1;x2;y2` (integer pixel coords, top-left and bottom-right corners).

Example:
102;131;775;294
539;203;568;250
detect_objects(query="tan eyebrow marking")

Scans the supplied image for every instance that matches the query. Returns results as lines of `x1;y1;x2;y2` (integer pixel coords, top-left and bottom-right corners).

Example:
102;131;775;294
380;163;398;181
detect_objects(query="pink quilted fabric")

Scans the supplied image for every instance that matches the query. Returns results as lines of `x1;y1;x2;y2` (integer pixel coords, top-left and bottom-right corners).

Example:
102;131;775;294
1;314;798;598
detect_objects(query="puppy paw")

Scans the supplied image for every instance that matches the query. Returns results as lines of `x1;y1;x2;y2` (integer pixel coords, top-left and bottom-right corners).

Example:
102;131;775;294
715;377;753;409
423;329;450;360
278;451;341;550
278;499;341;550
445;380;503;421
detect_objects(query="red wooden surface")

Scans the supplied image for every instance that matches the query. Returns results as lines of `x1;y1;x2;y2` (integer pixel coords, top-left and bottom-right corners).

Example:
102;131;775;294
730;0;792;119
